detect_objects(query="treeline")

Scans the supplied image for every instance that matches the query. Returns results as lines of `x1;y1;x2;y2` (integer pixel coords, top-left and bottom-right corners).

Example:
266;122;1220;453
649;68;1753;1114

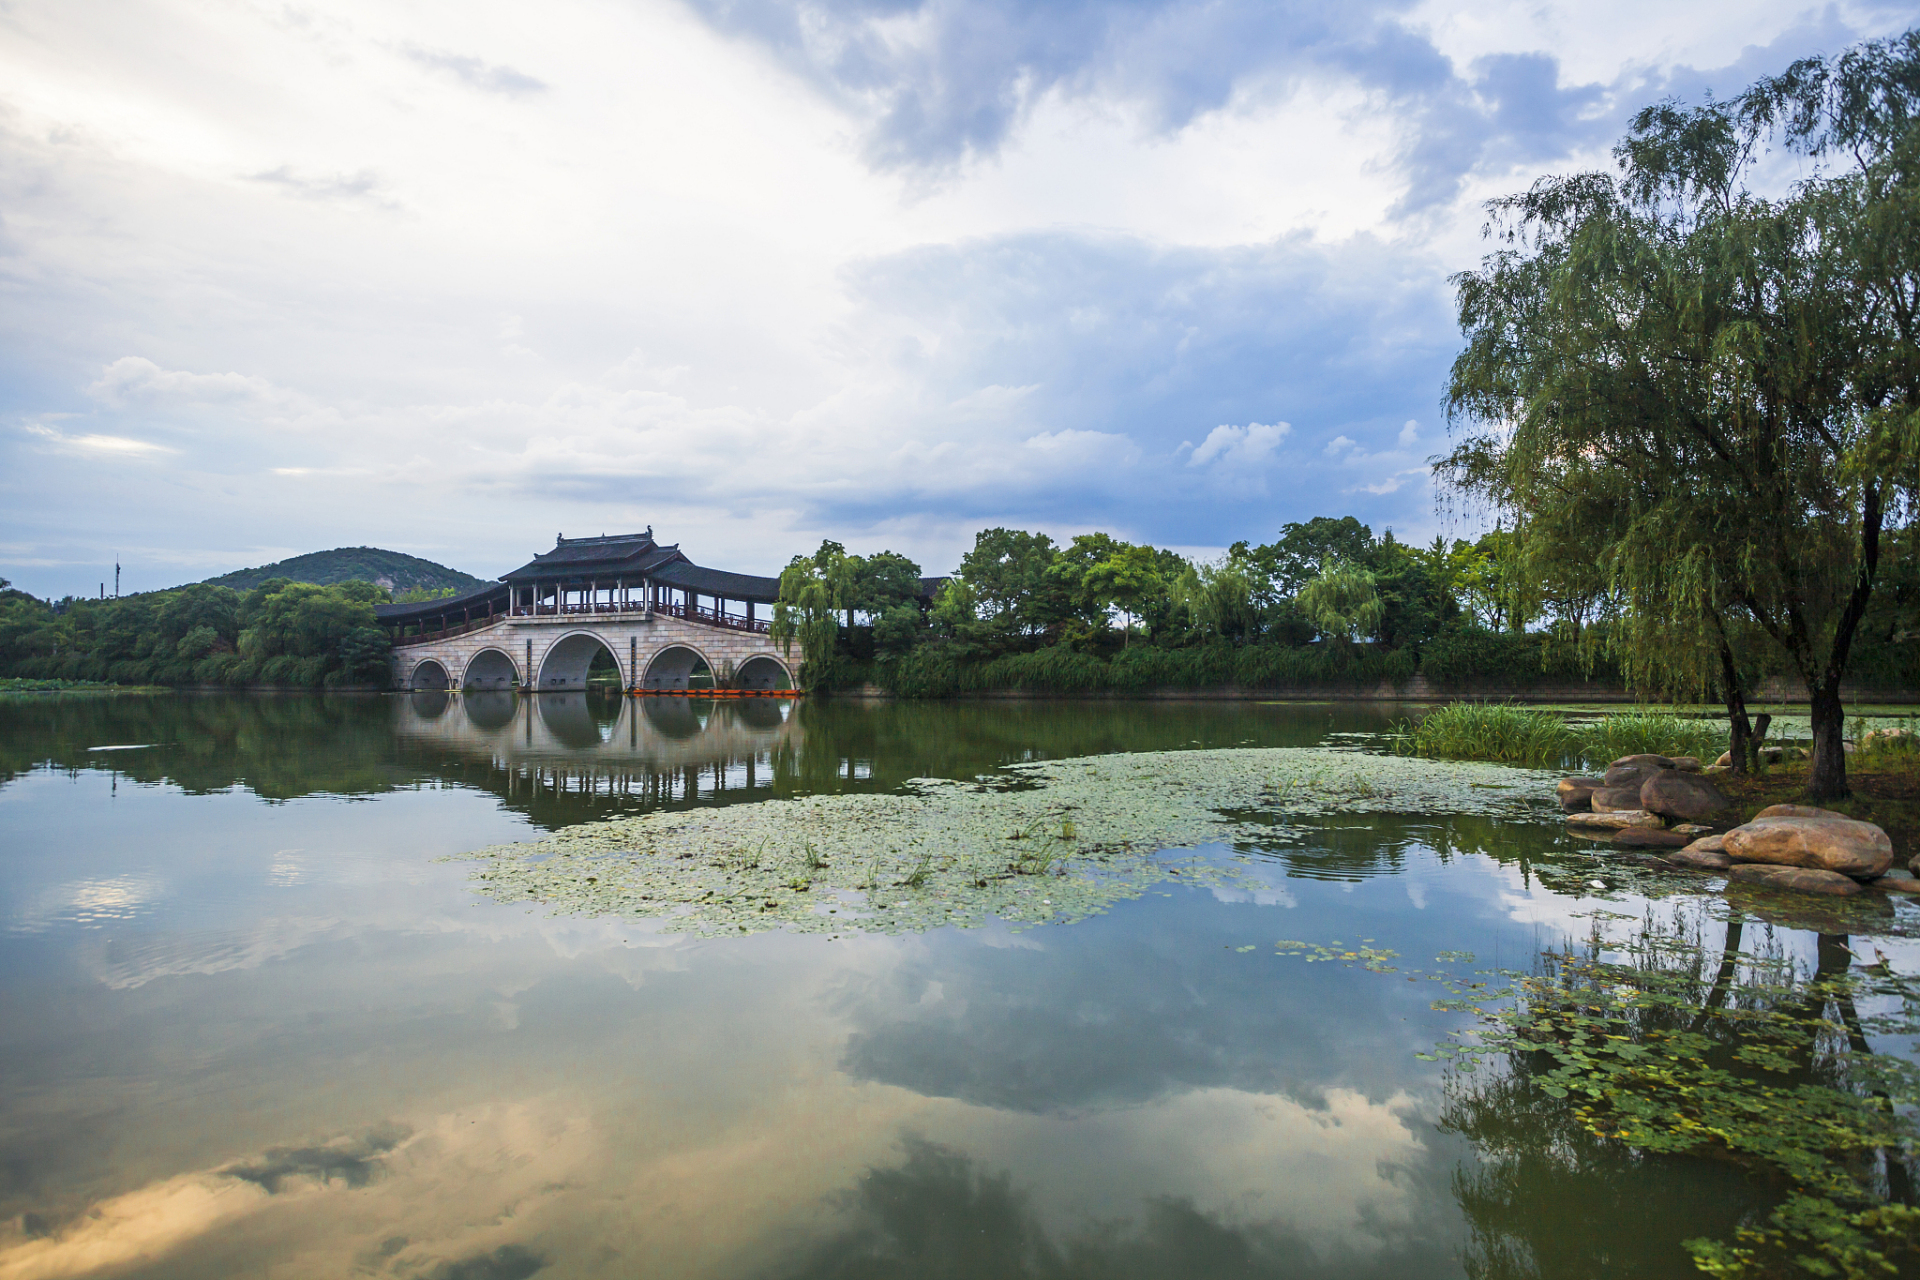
773;518;1818;695
774;515;1920;696
0;577;391;688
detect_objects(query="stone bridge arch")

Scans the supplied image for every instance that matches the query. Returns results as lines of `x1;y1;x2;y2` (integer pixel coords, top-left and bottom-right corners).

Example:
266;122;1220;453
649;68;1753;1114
735;654;793;690
409;657;451;690
537;630;627;690
462;647;520;689
642;644;714;691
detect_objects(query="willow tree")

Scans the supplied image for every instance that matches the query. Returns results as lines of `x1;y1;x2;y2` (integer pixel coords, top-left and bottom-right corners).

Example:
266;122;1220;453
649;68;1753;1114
773;542;857;692
1443;34;1920;798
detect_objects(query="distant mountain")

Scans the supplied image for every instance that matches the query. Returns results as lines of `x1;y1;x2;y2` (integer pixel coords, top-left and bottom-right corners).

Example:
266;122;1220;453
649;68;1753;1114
200;547;490;594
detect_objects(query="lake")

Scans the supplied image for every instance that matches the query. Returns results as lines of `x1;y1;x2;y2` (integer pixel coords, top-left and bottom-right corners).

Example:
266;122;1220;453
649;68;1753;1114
0;692;1904;1279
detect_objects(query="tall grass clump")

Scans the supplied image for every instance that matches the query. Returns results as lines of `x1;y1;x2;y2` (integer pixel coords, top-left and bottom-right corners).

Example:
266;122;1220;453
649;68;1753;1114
1575;711;1725;768
1398;702;1576;766
1852;715;1920;769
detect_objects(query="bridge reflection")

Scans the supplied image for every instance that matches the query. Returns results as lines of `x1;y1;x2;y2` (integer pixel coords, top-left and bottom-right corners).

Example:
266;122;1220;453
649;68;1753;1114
394;690;801;810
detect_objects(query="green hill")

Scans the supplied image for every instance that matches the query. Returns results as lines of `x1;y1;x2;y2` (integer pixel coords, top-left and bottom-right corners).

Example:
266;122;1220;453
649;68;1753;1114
200;547;489;594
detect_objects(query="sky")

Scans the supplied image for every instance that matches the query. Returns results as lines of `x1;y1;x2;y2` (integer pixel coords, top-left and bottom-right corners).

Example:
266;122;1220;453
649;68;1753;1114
1;0;1915;596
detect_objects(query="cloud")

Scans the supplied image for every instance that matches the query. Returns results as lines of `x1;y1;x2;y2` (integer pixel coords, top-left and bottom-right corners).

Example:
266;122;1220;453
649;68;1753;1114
402;45;548;96
0;0;1907;594
1190;421;1289;468
88;357;280;409
1345;467;1428;496
246;167;393;206
1322;435;1356;456
22;423;175;458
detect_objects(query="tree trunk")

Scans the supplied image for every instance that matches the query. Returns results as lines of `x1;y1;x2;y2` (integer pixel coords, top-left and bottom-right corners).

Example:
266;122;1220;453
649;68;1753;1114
1807;679;1850;801
1748;713;1771;774
1719;642;1751;777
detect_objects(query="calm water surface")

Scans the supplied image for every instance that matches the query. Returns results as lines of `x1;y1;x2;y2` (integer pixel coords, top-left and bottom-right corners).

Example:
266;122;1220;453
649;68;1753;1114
0;693;1868;1278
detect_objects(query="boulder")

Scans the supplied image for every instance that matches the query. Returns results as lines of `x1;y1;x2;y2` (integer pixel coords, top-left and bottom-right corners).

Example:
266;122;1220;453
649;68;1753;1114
1566;809;1664;830
1556;777;1603;812
1671;756;1702;772
1640;770;1730;822
1873;871;1920;896
1604;755;1676;789
1728;864;1864;897
1613;828;1693;849
1685;834;1727;854
1721;816;1894;878
1592;786;1650;812
1704;764;1732;775
1671;823;1714;836
1671;846;1734;871
1754;804;1851;820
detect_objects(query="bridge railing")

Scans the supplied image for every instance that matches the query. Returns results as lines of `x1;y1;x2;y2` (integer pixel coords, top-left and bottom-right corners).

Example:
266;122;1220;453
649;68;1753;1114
392;615;506;648
495;600;774;634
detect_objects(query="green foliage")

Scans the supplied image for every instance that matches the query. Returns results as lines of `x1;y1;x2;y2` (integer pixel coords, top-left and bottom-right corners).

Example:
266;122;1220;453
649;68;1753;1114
1578;710;1727;765
0;578;387;688
1295;561;1385;643
1400;703;1727;767
774;543;855;692
1169;555;1264;644
197;546;484;594
1440;33;1920;798
1246;516;1376;597
1396;703;1578;766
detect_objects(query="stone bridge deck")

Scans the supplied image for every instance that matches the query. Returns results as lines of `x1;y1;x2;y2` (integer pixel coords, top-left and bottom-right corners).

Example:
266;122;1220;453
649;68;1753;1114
392;610;800;692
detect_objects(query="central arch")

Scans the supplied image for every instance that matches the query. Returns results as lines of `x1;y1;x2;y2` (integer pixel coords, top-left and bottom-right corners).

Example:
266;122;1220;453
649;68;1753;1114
642;644;714;692
463;647;519;689
537;631;627;690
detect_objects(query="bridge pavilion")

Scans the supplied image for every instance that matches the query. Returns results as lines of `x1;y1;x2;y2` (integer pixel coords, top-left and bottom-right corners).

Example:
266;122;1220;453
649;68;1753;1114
375;531;798;692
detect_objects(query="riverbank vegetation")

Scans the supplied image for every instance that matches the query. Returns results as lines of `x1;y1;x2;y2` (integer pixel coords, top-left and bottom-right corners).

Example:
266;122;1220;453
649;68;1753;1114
774;513;1918;704
1399;703;1729;768
0;576;391;689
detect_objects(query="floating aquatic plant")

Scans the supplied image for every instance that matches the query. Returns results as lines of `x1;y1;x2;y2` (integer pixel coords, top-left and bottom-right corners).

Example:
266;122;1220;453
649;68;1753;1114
1271;914;1920;1278
451;747;1556;937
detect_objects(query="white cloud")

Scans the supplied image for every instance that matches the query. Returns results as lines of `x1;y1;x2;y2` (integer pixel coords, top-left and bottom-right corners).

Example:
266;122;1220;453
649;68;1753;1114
1346;468;1430;496
0;0;1901;593
1189;421;1290;468
23;423;175;457
1323;435;1357;456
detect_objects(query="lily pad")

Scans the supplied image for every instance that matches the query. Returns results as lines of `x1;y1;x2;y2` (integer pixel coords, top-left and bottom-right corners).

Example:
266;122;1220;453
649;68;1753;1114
449;747;1557;937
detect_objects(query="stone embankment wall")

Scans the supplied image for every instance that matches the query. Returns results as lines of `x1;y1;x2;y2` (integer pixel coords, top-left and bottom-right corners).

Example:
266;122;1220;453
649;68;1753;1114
841;675;1920;703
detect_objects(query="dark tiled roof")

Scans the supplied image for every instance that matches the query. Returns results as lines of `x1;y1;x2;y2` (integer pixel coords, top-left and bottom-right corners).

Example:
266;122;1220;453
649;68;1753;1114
501;533;683;582
652;560;782;602
374;582;512;625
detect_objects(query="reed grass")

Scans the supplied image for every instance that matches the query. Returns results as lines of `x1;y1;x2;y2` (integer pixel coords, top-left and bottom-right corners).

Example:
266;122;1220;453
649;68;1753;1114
1395;702;1576;766
1398;703;1727;770
1574;710;1725;767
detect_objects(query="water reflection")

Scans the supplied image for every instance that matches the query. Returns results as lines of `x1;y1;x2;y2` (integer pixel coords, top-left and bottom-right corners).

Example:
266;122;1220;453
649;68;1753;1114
0;693;1417;830
2;694;1897;1280
766;1136;1460;1280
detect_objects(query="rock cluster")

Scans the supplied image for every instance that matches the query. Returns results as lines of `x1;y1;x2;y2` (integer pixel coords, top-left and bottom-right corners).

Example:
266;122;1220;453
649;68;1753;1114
1554;756;1905;899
